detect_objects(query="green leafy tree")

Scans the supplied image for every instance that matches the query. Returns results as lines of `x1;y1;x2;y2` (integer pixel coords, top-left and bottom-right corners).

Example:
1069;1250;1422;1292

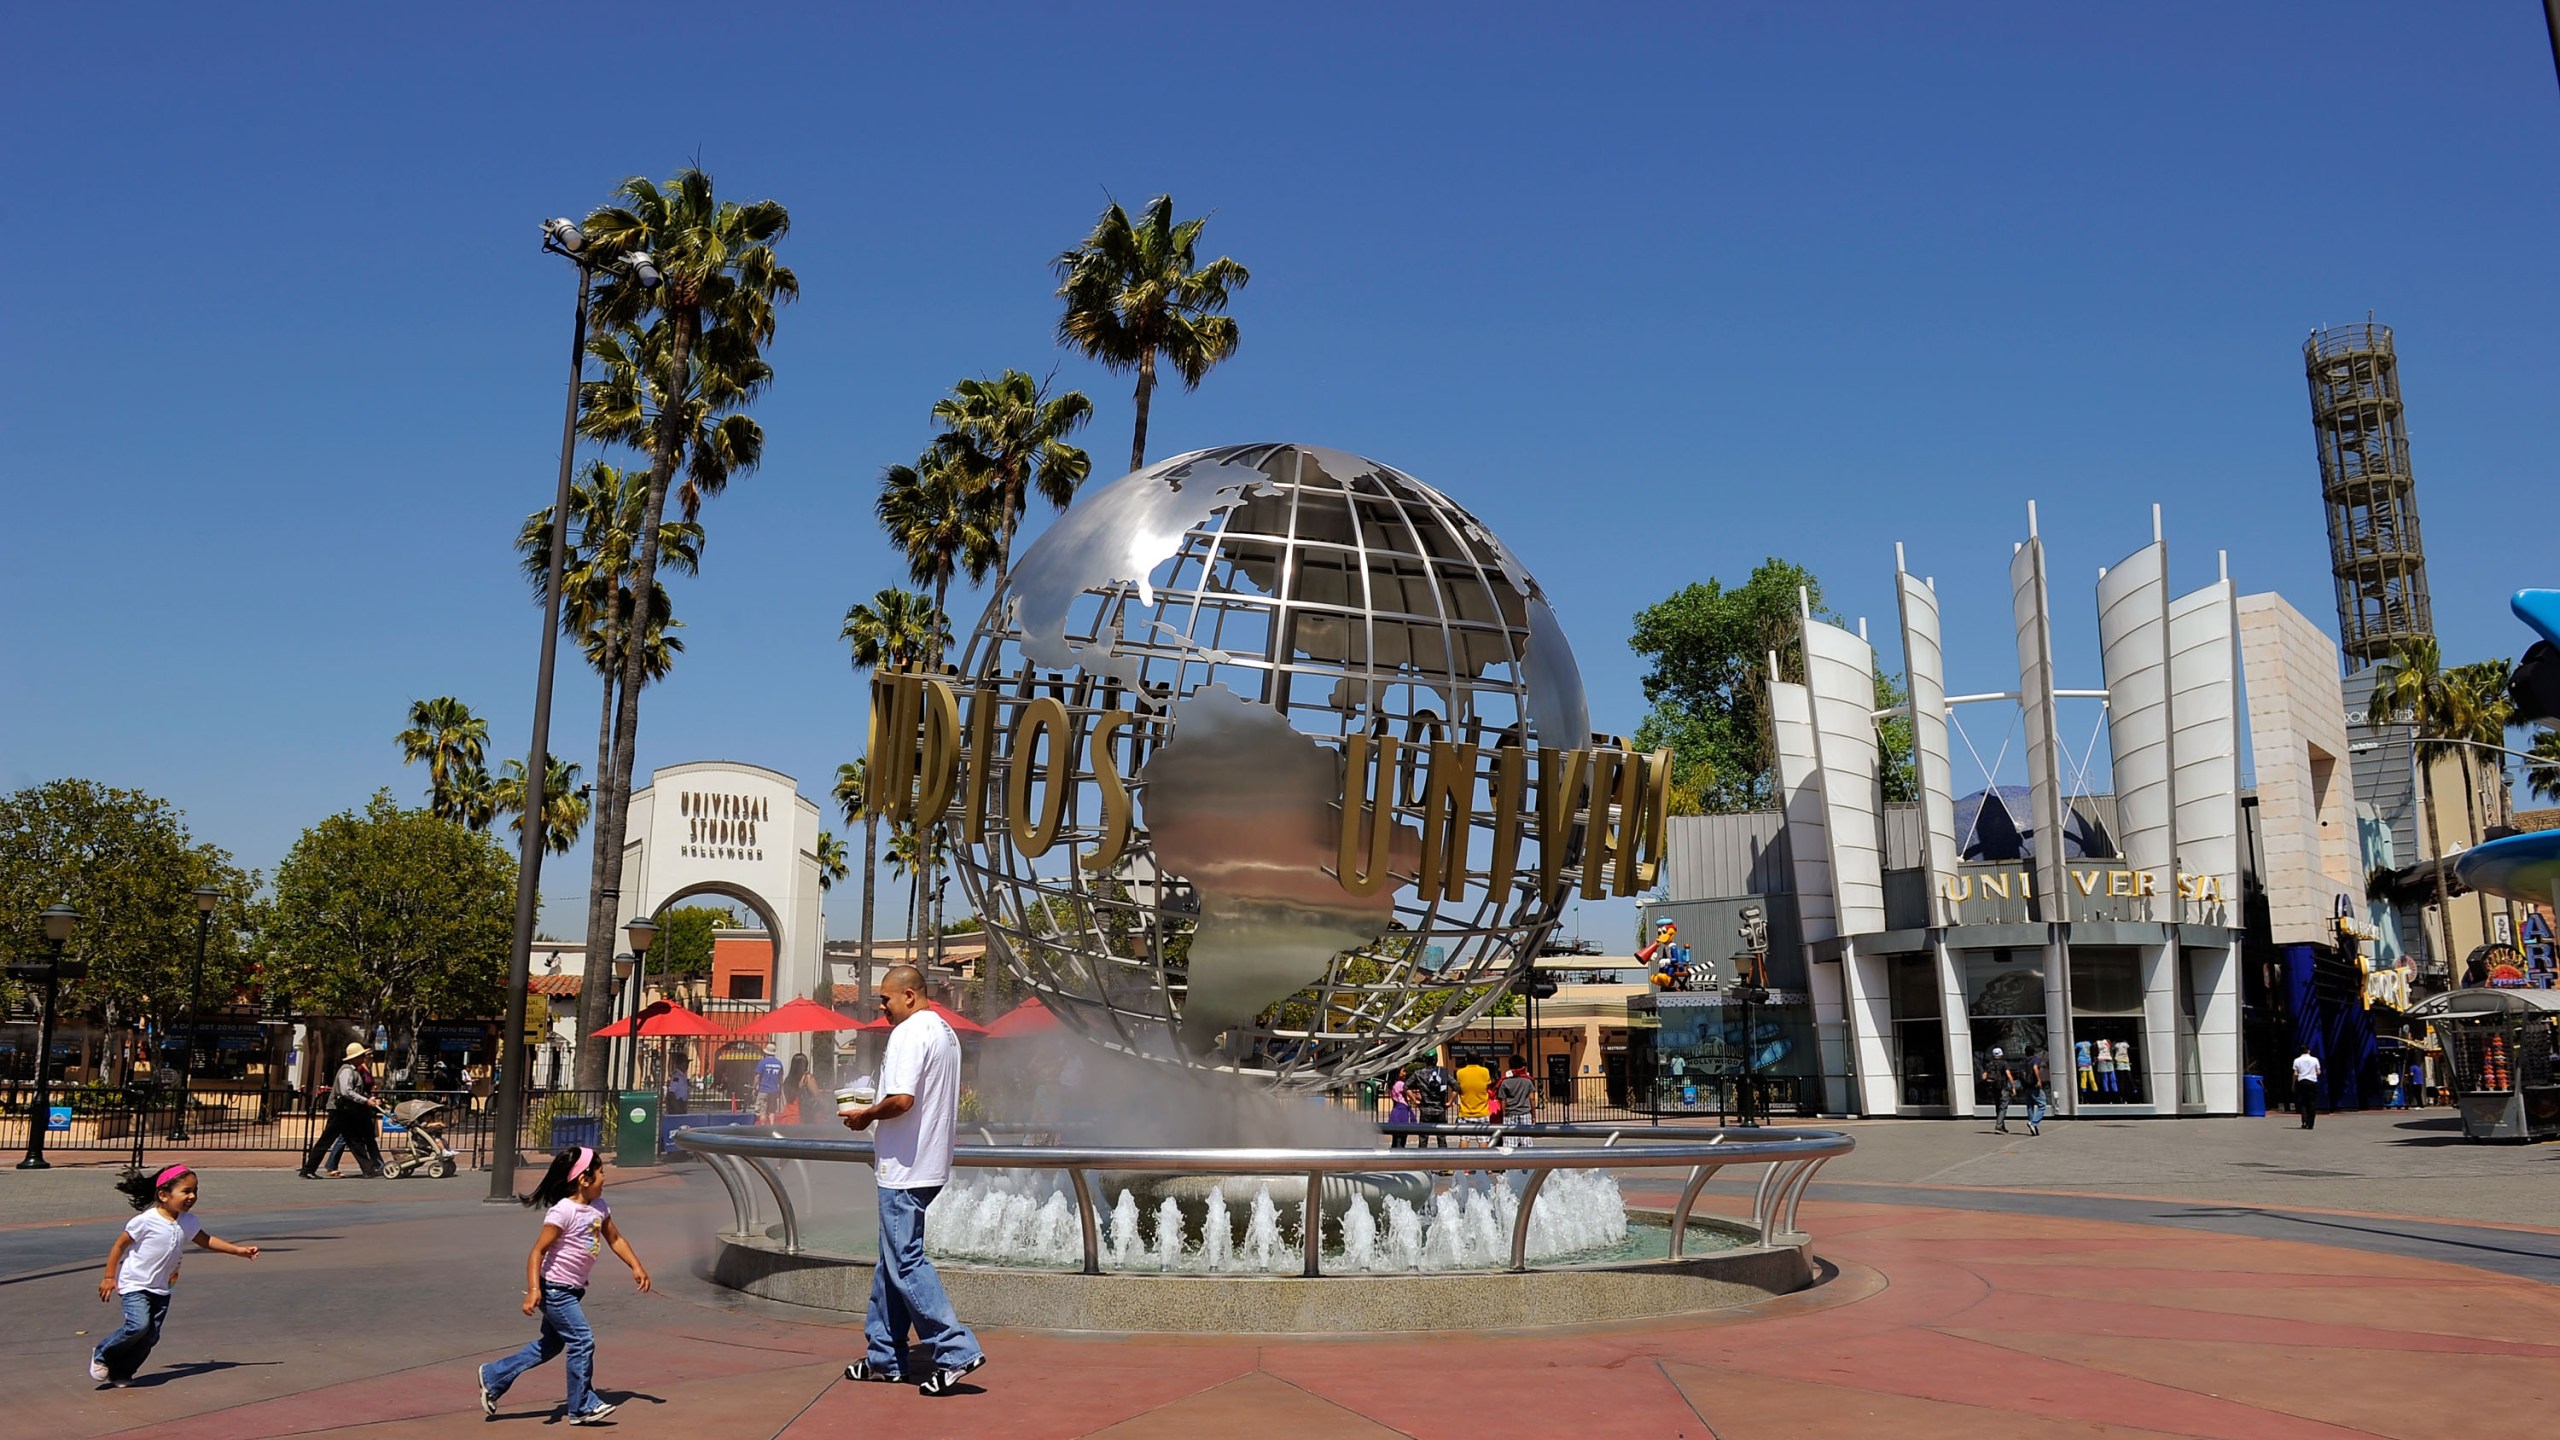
0;780;257;1042
930;369;1093;589
1052;194;1250;471
396;697;493;828
566;167;796;1090
259;792;514;1078
1631;558;1822;814
653;904;727;978
876;444;999;658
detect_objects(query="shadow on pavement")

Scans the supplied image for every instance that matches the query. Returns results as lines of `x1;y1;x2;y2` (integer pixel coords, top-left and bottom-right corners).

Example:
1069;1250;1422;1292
135;1360;281;1386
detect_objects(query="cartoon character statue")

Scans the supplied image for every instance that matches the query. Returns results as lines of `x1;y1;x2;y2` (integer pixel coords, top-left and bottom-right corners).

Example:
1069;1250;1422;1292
1640;918;1693;989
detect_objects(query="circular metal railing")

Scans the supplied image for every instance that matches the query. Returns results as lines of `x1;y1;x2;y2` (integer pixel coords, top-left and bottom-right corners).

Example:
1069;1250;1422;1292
673;1121;1851;1276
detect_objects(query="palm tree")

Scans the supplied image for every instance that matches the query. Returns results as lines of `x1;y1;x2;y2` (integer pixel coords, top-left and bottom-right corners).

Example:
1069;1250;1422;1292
815;831;850;892
883;821;947;961
2376;638;2464;975
844;587;939;967
1053;194;1250;472
396;697;491;825
495;754;590;855
2445;659;2517;942
2528;728;2560;805
842;587;938;677
875;445;999;658
520;461;700;887
835;761;878;1005
930;370;1093;590
555;168;794;1091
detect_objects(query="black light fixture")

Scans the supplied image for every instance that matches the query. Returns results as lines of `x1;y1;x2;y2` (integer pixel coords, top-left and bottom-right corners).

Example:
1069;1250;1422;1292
18;904;83;1169
170;887;224;1141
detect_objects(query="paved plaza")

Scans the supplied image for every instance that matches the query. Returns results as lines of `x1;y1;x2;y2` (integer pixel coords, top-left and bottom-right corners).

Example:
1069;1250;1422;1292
5;1111;2557;1438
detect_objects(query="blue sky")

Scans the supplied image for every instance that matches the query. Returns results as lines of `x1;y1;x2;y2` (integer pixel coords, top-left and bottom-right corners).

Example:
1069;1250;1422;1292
6;4;2555;945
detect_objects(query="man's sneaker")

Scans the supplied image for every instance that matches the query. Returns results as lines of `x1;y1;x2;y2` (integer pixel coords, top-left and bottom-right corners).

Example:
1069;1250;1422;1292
2027;1122;2040;1136
918;1355;985;1396
844;1359;903;1383
568;1400;618;1425
89;1358;109;1383
478;1365;500;1416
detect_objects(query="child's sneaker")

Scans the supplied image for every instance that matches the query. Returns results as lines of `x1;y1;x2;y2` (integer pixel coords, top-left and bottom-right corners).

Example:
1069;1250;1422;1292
569;1400;618;1425
88;1358;109;1383
918;1355;985;1396
477;1365;500;1416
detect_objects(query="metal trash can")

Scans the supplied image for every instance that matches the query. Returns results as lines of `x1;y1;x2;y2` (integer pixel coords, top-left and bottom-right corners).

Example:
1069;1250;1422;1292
617;1089;660;1168
2242;1074;2266;1118
549;1113;603;1153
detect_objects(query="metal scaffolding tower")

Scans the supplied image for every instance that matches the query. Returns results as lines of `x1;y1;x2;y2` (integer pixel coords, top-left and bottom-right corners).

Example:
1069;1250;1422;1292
2304;319;2433;671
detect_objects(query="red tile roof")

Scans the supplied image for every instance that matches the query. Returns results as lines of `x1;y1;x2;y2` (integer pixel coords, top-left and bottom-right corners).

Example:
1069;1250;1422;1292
528;974;584;996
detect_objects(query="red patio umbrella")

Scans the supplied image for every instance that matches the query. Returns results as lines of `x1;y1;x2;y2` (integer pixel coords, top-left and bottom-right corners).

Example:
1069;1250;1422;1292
985;996;1061;1038
593;1000;729;1038
929;1000;990;1036
728;996;867;1036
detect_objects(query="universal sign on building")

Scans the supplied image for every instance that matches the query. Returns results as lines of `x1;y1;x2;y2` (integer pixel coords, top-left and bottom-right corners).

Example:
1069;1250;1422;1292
1766;505;2250;1120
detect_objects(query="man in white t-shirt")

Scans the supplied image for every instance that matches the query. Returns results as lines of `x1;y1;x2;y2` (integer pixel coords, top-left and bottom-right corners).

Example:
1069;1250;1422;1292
838;965;984;1396
2292;1048;2323;1130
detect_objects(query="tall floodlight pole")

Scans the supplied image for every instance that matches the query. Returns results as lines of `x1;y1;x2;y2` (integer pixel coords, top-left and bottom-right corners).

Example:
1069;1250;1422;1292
16;905;83;1169
489;218;658;1202
169;887;222;1141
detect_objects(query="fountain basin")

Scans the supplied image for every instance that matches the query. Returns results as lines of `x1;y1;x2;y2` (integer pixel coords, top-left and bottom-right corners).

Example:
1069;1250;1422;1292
710;1212;1805;1332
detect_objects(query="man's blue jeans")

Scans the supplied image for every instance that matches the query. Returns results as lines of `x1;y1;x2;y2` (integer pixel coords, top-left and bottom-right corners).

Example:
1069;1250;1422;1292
481;1284;598;1415
2027;1088;2050;1126
95;1290;169;1381
866;1184;981;1375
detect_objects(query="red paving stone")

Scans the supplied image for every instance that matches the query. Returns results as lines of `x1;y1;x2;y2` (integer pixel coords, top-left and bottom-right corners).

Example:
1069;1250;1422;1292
55;1196;2560;1438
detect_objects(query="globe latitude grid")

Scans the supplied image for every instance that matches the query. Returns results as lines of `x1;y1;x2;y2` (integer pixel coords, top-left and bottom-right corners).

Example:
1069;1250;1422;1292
952;443;1596;1091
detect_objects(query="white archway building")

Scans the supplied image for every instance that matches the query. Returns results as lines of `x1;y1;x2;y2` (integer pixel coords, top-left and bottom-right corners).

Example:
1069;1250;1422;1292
614;761;826;1004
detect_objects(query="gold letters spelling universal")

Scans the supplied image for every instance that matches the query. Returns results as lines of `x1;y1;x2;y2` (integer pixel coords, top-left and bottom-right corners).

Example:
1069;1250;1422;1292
863;671;1675;903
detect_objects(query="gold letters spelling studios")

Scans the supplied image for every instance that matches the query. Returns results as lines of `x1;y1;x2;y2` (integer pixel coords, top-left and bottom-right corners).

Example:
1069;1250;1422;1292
863;671;1676;903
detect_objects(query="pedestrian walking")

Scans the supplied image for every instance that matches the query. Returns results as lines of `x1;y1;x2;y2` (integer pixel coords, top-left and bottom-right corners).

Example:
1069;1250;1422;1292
1980;1047;2020;1132
91;1165;258;1387
780;1054;817;1125
477;1145;652;1425
299;1042;387;1179
2293;1047;2323;1130
754;1047;784;1120
839;965;986;1397
1497;1055;1538;1135
1386;1067;1415;1149
1409;1060;1455;1149
2024;1047;2049;1136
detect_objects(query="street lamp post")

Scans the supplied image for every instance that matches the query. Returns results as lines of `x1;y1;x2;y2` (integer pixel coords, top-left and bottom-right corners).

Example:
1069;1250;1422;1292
623;917;657;1091
1731;905;1771;1129
16;904;84;1170
170;887;222;1142
609;954;636;1092
488;218;658;1203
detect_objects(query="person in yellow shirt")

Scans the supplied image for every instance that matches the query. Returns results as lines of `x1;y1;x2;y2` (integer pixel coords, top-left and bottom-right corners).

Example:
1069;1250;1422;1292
1454;1060;1494;1135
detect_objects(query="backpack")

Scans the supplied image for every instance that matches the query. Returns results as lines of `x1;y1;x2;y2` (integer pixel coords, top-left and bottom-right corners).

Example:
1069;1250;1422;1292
1411;1066;1454;1110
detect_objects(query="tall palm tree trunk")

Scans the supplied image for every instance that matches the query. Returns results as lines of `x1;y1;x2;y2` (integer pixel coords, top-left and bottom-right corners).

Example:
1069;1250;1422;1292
578;311;699;1089
2461;751;2495;946
2420;758;2457;977
1129;352;1155;472
859;814;878;1005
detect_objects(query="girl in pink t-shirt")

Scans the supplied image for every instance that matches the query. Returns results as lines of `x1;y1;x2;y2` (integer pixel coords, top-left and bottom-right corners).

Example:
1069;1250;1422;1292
476;1146;651;1425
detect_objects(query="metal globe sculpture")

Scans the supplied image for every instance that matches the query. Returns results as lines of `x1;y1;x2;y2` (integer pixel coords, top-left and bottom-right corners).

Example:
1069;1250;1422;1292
869;443;1666;1091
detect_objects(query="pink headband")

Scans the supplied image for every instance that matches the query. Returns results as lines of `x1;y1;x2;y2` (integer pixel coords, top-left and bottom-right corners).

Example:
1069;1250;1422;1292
154;1164;192;1188
565;1146;597;1182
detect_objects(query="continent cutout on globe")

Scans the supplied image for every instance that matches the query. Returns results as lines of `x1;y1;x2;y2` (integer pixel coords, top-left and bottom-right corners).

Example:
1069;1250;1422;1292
1003;457;1274;684
1137;683;1420;1045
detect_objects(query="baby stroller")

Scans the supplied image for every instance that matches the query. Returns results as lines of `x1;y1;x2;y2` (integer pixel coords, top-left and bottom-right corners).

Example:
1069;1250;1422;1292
385;1098;459;1179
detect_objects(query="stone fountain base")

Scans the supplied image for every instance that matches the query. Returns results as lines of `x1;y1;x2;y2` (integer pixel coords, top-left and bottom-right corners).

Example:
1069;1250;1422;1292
707;1213;1814;1334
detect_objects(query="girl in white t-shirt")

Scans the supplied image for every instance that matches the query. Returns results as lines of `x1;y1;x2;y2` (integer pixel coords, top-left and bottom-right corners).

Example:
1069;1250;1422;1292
477;1145;651;1426
92;1164;258;1386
